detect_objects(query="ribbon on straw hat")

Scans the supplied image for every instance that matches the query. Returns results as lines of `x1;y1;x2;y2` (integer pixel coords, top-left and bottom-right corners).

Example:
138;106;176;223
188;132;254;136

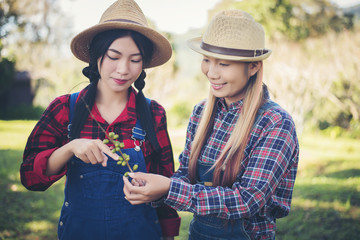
188;10;271;61
70;0;172;68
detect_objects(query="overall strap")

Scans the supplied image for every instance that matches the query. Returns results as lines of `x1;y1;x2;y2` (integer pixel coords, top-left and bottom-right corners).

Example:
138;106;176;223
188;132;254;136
67;92;80;139
132;97;153;151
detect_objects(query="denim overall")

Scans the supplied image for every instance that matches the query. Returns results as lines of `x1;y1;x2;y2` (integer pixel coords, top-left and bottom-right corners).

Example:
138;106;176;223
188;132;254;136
188;100;277;240
58;93;161;240
188;161;250;240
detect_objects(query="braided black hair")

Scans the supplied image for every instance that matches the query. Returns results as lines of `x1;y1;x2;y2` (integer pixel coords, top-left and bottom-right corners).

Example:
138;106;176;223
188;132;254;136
70;29;161;152
134;70;161;152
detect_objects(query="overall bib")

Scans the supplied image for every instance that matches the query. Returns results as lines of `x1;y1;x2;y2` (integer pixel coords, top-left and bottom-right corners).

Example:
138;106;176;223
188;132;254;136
188;161;250;240
188;100;278;240
58;93;161;240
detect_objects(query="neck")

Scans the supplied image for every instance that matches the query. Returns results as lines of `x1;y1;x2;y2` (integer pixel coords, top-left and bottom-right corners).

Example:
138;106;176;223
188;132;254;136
95;82;130;124
96;80;129;106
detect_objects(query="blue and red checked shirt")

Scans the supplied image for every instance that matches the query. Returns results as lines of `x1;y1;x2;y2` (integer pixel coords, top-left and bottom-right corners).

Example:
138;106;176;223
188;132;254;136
162;86;299;240
20;87;180;237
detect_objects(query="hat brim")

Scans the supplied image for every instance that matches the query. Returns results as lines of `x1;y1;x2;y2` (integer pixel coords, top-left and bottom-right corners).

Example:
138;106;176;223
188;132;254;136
71;22;172;68
187;37;271;62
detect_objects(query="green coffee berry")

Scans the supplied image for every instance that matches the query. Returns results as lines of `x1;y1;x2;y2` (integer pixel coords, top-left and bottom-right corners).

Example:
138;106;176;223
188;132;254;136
123;154;130;161
133;164;138;171
124;172;129;177
102;132;134;173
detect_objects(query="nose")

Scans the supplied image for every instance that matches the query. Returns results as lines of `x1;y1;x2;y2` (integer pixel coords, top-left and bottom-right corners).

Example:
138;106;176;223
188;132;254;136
206;63;219;80
116;59;130;75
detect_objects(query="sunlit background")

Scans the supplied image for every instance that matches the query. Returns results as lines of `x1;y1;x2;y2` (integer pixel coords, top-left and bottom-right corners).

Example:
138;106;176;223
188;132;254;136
1;0;360;239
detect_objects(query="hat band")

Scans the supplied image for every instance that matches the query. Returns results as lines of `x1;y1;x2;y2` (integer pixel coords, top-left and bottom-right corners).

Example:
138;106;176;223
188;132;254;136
104;18;145;26
201;42;268;57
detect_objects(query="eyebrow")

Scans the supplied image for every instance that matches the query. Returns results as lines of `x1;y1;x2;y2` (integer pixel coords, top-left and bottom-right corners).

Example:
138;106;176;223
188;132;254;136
108;48;142;57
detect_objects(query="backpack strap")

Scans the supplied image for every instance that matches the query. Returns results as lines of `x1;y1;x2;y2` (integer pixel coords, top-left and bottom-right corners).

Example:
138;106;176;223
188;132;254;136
67;92;80;139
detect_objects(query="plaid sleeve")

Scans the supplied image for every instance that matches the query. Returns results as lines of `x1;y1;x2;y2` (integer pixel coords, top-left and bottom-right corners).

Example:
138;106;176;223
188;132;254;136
146;100;181;237
164;109;299;220
20;95;70;191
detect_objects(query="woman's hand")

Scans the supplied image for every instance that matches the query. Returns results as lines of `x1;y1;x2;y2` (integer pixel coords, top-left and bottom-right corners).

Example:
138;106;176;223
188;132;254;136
47;138;119;176
123;172;171;205
71;138;119;167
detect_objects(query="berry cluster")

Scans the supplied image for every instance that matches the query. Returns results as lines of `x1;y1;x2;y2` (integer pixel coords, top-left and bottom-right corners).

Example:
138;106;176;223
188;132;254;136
103;132;138;177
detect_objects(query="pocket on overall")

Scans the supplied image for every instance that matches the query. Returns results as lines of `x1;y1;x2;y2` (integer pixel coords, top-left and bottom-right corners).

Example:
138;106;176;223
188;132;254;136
79;170;124;199
189;215;250;240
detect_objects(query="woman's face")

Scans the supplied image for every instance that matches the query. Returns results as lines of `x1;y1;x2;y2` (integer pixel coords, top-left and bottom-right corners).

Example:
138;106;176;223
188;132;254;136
201;56;258;106
97;36;143;94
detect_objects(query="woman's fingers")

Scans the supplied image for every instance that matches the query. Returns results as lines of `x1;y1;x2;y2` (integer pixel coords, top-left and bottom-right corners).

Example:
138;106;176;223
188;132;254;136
72;139;118;166
97;139;119;160
123;173;171;205
123;176;149;205
101;152;108;167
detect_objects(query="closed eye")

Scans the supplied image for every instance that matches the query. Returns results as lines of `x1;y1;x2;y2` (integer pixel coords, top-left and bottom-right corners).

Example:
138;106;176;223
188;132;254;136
106;51;119;60
131;58;142;63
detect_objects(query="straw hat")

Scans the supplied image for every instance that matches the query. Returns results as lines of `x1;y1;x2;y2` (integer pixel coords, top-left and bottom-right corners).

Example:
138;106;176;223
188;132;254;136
70;0;172;68
188;10;271;61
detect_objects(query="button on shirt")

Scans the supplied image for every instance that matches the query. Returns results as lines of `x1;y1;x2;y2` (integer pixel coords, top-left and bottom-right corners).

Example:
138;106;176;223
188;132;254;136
163;87;299;240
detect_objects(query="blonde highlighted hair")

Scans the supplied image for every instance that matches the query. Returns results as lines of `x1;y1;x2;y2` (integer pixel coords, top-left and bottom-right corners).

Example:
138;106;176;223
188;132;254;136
188;63;265;187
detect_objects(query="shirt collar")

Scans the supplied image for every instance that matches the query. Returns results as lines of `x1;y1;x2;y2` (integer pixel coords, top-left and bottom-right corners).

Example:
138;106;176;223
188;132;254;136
91;87;138;125
217;98;243;112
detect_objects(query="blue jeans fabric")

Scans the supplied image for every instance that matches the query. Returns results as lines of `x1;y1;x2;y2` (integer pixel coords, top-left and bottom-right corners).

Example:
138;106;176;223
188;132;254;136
188;161;250;240
57;147;161;240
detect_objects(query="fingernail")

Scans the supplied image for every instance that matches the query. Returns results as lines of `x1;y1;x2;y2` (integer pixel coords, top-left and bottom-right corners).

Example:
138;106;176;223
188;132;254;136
129;172;134;177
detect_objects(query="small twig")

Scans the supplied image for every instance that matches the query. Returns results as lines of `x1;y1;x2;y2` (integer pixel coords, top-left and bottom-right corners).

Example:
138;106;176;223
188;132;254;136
81;96;133;172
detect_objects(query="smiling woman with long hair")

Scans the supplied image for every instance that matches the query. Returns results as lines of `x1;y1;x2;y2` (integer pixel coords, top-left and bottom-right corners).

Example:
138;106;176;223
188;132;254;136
123;9;299;240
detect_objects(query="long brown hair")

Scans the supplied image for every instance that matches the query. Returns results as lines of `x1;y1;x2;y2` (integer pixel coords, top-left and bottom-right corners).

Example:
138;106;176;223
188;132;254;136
188;63;264;187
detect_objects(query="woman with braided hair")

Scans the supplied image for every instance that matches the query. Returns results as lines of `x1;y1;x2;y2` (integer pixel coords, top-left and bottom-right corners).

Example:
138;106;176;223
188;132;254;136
20;0;180;239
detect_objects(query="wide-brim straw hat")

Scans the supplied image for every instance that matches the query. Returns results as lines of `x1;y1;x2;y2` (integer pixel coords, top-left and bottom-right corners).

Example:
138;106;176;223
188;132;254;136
188;10;271;62
71;0;172;68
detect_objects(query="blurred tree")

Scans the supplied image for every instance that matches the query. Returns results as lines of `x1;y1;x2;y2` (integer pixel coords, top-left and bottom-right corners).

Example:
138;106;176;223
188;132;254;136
0;57;15;95
210;0;354;40
1;0;77;107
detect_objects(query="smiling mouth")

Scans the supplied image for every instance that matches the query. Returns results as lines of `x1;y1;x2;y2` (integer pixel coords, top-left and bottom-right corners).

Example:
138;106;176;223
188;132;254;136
113;78;128;84
212;83;225;87
211;83;226;90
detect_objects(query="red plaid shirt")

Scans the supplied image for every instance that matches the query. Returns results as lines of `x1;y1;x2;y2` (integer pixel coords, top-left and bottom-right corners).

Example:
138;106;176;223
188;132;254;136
20;87;180;237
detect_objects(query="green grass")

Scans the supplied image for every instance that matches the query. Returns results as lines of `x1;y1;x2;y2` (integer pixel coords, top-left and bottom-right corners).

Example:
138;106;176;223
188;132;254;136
1;120;359;239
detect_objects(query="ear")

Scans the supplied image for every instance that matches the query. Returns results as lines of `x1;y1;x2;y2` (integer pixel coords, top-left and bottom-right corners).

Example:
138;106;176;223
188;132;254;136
248;61;262;77
97;58;102;74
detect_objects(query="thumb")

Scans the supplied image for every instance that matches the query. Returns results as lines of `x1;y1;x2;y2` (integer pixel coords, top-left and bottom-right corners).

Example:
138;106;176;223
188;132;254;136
128;172;148;180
